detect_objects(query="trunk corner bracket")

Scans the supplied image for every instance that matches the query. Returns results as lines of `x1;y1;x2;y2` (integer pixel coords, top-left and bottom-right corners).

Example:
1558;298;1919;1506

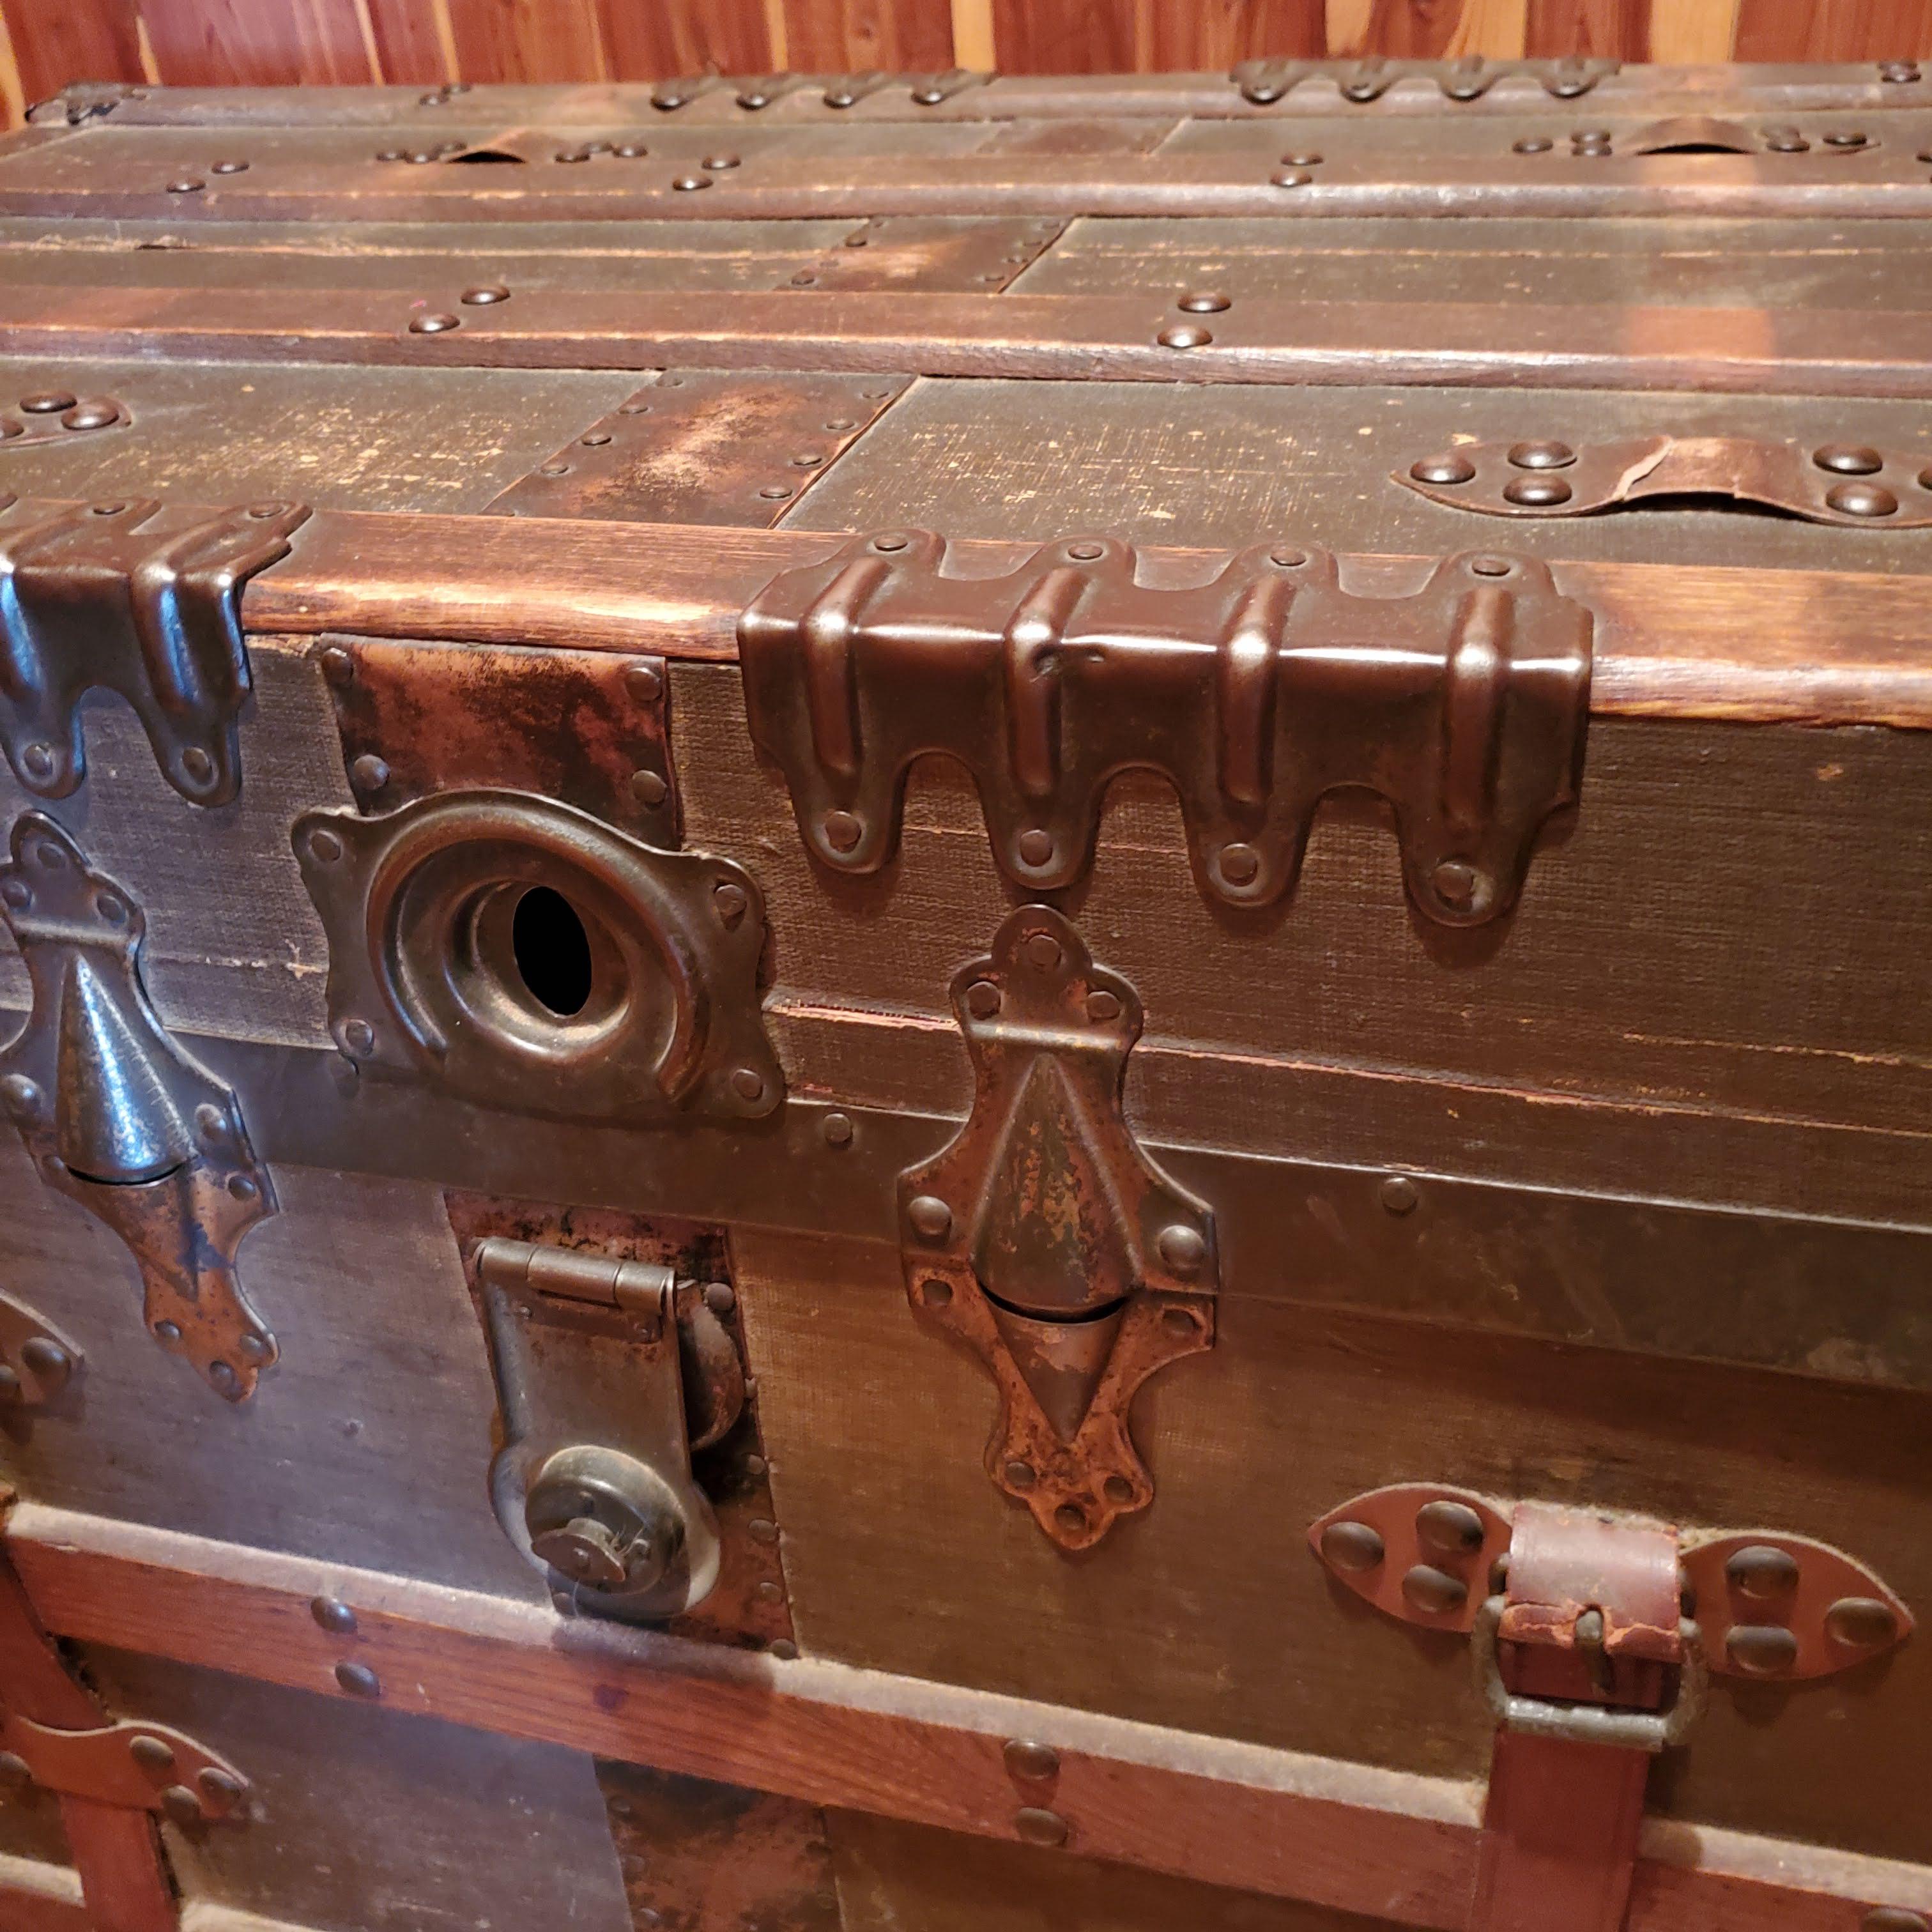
899;905;1216;1551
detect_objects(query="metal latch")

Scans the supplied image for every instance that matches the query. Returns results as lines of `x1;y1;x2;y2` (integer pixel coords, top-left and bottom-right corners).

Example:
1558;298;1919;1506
0;814;279;1399
473;1236;744;1623
740;532;1590;927
900;905;1216;1551
1401;435;1932;527
0;495;308;806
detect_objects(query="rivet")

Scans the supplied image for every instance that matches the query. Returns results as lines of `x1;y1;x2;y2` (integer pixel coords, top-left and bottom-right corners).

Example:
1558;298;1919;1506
1022;932;1062;972
1103;1475;1134;1503
965;979;1002;1018
62;399;120;431
1401;1564;1469;1614
1825;130;1869;147
1054;1503;1086;1535
581;429;613;446
408;312;460;334
0;880;29;909
351;753;390;792
629;769;669;808
1319;1519;1386;1572
341;1019;376;1057
671;174;712;191
747;1517;779;1545
1004;1738;1059;1781
93;501;128;516
307;827;344;864
1064;541;1104;560
1270;168;1313;187
167;178;206;193
1881;59;1922;81
461;284;510;304
703;1282;736;1319
211;158;249;173
555;148;589;162
1015;1806;1068;1846
1861;1910;1929;1931
1179;290;1230;313
618;397;652;413
406;150;437;164
1726;1624;1798;1676
1379;1174;1419;1215
627;658;664;700
730;1067;766;1102
197;1767;244;1811
1412;454;1476;486
1158;323;1211;348
908;1195;953;1240
1156;1225;1206;1276
826;416;858;431
538;460;570;477
1084;989;1120;1022
319;645;355;687
822;1110;854;1146
209;1361;238;1393
180;747;216;786
1016;828;1055;866
375;147;406;162
1508;439;1575;469
769;1638;799;1660
1825;1596;1900;1650
1513;135;1553;153
1432;858;1481;907
822;809;862;853
1160;1307;1199;1337
1726;1544;1800;1599
227;1174;257;1202
1;1076;42;1123
34;840;65;870
1003;1459;1036;1489
0;1752;31;1787
335;1660;381;1698
1415;1499;1486;1556
713;881;749;925
758;484;796;500
1814;444;1883;474
703;152;741;169
236;1333;270;1363
615;142;648;158
756;1579;784;1603
130;1734;177;1773
1504;476;1572;507
0;1367;18;1399
16;741;54;784
1827;480;1898;518
19;1337;68;1378
1765;129;1809;151
155;1321;182;1343
872;531;910;550
1219;841;1261;886
21;391;76;413
791;450;825;468
921;1277;953;1307
160;1784;203;1828
1280;150;1322;166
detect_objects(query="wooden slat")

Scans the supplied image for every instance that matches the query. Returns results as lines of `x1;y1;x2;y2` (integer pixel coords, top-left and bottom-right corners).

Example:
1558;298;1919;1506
5;282;1932;401
1524;0;1650;57
1736;0;1932;62
10;1506;1932;1932
0;0;146;106
137;0;378;85
171;504;1932;729
594;0;770;80
362;0;453;84
1647;0;1742;63
435;0;608;83
781;0;953;71
1328;0;1529;57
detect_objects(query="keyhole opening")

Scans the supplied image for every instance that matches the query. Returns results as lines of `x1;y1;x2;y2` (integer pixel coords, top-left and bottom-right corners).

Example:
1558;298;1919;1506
511;886;593;1016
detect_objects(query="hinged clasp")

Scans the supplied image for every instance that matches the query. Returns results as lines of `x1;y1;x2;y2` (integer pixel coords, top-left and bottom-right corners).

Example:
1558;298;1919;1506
740;531;1590;927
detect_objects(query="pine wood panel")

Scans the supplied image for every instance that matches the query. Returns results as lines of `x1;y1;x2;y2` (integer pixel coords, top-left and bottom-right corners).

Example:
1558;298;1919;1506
7;0;1932;123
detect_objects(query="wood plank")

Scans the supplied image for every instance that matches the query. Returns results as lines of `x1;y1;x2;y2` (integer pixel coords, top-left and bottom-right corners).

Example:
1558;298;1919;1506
0;0;145;107
1141;0;1328;66
1523;0;1648;58
208;505;1932;730
437;0;608;83
9;1506;1932;1932
137;0;378;86
1646;0;1742;63
989;1;1138;73
595;0;770;80
5;282;1932;401
1735;0;1932;62
781;0;954;71
362;0;454;85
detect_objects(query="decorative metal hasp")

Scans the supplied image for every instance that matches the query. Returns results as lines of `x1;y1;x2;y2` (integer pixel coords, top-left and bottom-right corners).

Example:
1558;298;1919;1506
0;813;279;1399
0;1712;250;1827
0;495;308;805
740;532;1590;926
900;906;1215;1551
1402;436;1932;526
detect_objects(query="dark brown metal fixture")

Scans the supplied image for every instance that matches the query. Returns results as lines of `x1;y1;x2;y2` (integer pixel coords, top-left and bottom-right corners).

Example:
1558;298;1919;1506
293;790;783;1126
0;495;308;807
0;814;279;1400
898;905;1216;1551
0;1289;80;1409
1312;1485;1912;1931
650;68;989;112
473;1235;739;1621
740;530;1591;928
0;388;126;447
1399;434;1932;526
0;1708;250;1826
1232;56;1616;105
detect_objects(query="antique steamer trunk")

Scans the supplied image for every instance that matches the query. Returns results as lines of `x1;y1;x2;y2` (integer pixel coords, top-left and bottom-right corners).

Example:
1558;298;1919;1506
0;52;1929;1932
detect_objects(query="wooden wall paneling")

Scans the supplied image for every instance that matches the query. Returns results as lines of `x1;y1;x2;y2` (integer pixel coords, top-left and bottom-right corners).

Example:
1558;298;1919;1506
362;0;454;84
0;0;144;106
780;0;954;72
593;0;771;81
437;0;606;82
1645;0;1742;63
1736;0;1932;61
137;0;377;86
990;0;1139;73
1325;0;1528;57
1522;0;1648;57
1142;0;1327;67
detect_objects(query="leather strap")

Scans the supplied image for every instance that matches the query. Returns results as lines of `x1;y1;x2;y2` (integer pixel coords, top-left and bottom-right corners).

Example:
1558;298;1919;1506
1471;1502;1683;1932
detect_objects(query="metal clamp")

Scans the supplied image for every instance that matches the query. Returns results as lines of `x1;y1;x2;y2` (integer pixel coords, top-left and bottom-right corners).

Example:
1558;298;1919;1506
1473;1595;1708;1752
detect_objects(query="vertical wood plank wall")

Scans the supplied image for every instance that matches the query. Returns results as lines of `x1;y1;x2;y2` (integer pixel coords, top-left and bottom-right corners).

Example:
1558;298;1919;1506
2;0;1931;125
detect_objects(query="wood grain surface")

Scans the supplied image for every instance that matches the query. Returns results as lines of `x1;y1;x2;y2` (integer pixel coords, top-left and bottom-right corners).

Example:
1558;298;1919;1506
6;0;1932;126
